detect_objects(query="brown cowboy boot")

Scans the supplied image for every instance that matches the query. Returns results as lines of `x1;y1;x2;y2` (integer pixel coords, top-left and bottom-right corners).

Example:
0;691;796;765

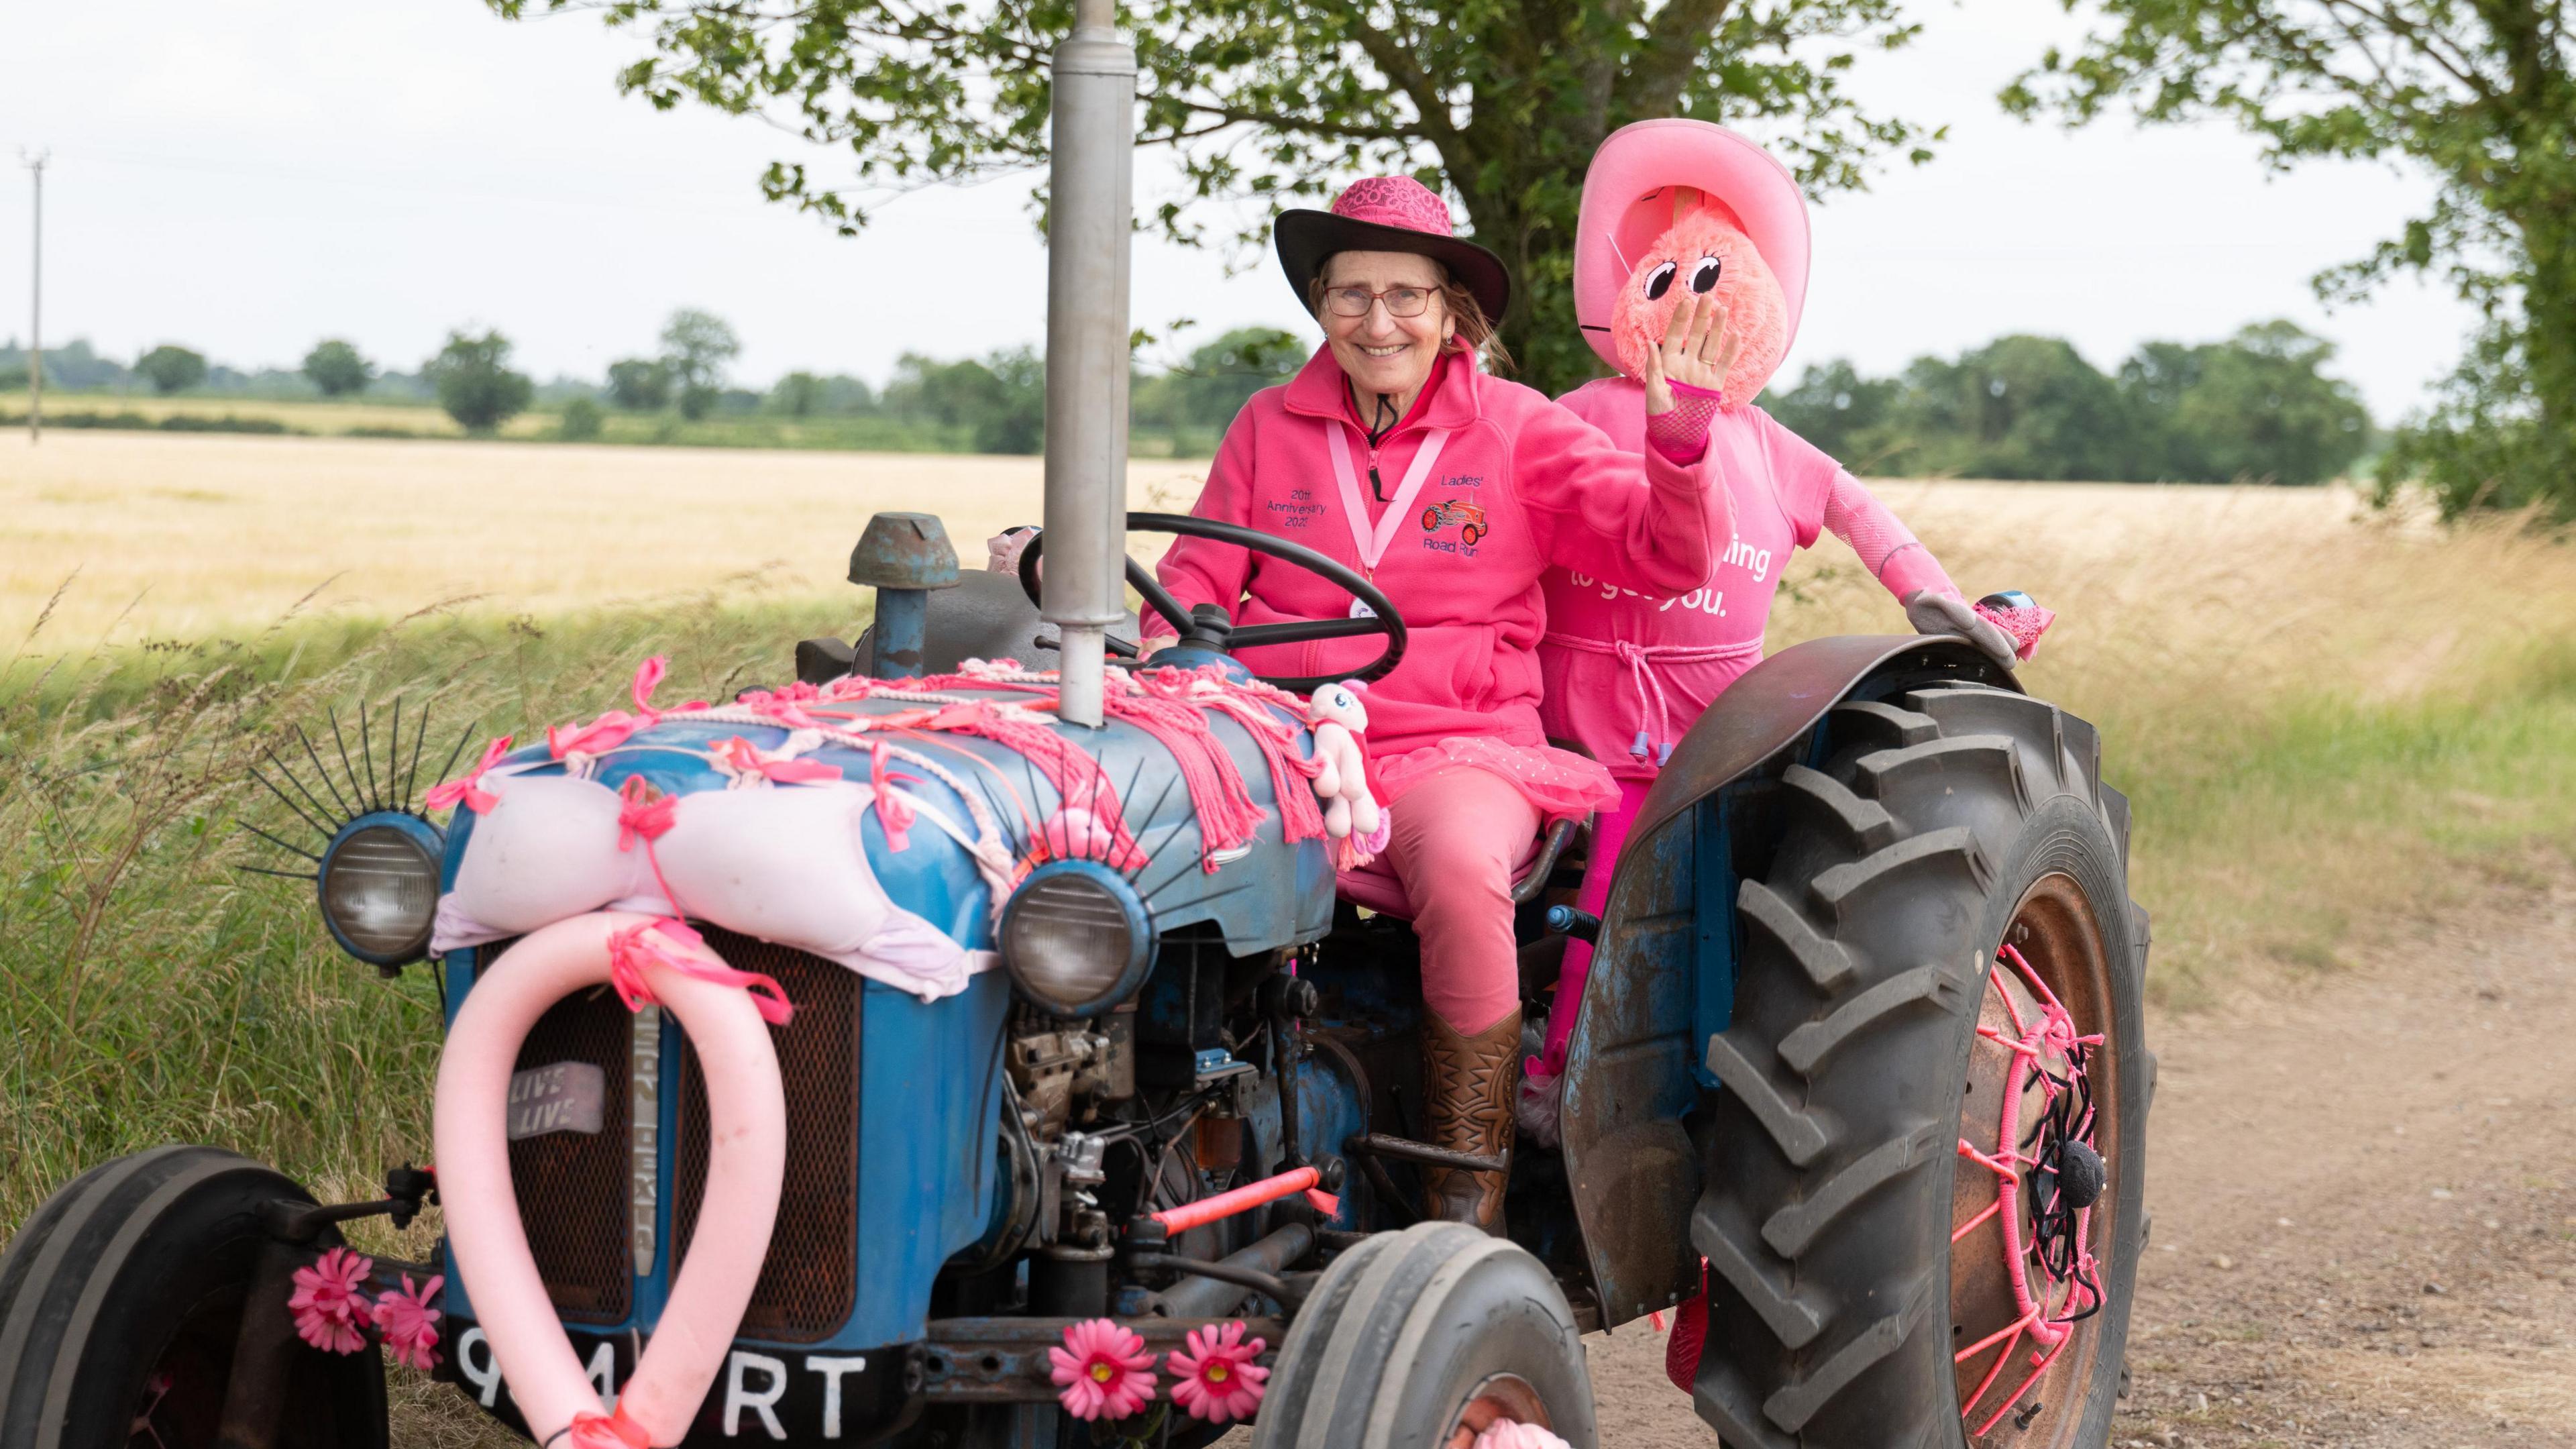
1418;1008;1521;1231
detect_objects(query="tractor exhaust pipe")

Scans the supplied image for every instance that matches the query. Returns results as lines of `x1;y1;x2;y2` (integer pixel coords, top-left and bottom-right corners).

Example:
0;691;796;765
1039;0;1135;727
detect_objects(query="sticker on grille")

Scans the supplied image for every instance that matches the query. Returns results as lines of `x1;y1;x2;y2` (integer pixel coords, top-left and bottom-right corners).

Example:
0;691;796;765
488;943;635;1326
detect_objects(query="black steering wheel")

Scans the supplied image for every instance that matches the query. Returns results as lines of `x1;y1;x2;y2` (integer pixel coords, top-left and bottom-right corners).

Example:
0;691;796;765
1017;511;1407;693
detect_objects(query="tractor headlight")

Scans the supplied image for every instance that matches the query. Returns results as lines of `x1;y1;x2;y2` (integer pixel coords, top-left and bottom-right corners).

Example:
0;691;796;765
319;816;442;967
1000;862;1151;1016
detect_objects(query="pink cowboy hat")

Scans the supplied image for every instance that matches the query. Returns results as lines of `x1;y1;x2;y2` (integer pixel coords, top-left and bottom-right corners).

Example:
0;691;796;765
1275;176;1513;324
1573;119;1811;374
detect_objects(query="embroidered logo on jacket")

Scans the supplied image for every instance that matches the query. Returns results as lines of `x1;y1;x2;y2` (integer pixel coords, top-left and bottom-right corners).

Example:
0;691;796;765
1417;499;1487;546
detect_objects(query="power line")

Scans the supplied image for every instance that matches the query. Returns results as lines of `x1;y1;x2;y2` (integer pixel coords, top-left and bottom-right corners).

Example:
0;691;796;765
20;148;44;445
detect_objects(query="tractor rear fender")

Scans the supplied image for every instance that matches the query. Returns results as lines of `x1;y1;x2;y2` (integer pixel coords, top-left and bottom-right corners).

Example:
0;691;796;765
1556;635;2019;1328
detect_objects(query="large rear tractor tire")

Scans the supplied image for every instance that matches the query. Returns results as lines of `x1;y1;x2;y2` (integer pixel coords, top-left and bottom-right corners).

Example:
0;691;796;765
1252;1222;1595;1449
1688;686;2149;1448
0;1146;389;1449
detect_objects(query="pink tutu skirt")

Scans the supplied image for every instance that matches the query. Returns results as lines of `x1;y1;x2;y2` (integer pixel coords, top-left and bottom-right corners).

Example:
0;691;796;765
1374;735;1621;828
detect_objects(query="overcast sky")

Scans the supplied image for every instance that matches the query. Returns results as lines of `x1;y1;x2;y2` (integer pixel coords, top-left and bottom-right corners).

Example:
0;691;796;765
3;0;2473;419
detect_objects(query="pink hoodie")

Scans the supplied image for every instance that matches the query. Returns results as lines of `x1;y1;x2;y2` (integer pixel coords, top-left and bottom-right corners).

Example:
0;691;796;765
1152;345;1734;762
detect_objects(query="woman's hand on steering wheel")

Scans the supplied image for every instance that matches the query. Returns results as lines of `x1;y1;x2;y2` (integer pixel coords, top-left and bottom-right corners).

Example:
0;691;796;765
1015;513;1409;693
1642;290;1742;415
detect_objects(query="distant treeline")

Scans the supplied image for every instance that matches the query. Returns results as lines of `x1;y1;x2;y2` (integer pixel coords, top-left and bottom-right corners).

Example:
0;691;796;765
1764;321;2375;485
3;318;2373;480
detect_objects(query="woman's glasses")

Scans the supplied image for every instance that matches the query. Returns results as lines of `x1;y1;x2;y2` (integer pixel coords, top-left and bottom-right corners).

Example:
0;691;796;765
1323;285;1435;319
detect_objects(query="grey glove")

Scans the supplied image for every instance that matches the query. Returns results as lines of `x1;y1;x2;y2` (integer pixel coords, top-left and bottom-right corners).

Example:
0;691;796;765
1903;589;2019;672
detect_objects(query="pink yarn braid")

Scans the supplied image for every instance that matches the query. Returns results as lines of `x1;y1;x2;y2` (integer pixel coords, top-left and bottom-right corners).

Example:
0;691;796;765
919;699;1149;870
1099;688;1269;871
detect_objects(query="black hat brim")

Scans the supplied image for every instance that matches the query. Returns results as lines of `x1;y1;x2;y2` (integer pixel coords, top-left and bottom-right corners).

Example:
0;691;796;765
1275;209;1513;327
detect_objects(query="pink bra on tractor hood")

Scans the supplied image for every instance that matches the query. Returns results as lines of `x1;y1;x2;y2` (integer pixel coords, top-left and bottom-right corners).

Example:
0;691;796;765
432;765;995;1001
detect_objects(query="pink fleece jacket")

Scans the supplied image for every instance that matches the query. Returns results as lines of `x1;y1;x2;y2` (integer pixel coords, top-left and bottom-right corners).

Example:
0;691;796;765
1152;347;1735;761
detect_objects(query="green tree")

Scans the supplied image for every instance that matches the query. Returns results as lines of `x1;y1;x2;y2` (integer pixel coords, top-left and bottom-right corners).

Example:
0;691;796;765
1892;336;2132;480
606;358;672;411
488;0;1937;398
302;339;376;397
1169;327;1303;430
135;345;207;396
659;309;741;394
1759;358;1904;470
557;395;606;441
2004;0;2576;516
770;371;825;417
2123;322;2371;484
884;347;1046;453
427;330;535;433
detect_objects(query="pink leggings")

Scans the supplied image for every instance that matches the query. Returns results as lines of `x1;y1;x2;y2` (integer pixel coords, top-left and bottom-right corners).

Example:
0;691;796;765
1537;777;1652;1077
1382;766;1542;1037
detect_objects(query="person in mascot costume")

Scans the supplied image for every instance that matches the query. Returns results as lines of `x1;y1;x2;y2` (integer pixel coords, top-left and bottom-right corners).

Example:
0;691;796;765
1523;119;2041;1138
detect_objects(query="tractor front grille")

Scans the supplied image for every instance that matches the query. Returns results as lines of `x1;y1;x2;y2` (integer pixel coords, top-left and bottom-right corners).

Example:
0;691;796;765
484;927;863;1340
490;949;633;1326
674;926;865;1342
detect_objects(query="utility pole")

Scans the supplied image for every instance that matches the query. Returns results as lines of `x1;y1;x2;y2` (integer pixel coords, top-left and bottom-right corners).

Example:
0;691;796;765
20;149;45;445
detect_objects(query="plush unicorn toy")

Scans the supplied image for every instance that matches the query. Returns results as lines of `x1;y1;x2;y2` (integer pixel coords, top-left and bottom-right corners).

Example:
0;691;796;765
1305;680;1385;851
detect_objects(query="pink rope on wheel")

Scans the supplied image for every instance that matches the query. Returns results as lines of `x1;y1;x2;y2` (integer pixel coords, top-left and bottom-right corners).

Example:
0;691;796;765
1953;942;2106;1437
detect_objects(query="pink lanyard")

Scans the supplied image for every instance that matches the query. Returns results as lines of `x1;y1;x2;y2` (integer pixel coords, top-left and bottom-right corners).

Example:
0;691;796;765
1326;423;1452;580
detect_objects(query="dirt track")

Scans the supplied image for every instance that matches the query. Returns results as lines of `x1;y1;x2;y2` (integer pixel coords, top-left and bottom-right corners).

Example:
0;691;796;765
1577;861;2576;1448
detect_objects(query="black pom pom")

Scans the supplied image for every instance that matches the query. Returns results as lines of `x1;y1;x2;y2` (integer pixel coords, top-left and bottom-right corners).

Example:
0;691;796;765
2055;1140;2106;1209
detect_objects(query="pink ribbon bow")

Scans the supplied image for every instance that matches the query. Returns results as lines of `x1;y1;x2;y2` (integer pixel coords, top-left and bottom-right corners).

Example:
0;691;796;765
606;917;793;1026
425;735;514;815
709;736;843;787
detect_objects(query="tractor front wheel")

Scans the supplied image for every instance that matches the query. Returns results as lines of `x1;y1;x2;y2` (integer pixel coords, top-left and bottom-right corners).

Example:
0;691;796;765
1686;684;2149;1448
1252;1222;1595;1449
0;1145;388;1449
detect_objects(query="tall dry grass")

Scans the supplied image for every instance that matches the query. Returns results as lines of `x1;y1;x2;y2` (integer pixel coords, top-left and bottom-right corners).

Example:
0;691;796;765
1768;483;2576;1002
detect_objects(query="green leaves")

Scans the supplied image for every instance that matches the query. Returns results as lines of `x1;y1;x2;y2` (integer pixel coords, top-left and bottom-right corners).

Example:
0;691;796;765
2004;0;2576;514
488;0;1935;394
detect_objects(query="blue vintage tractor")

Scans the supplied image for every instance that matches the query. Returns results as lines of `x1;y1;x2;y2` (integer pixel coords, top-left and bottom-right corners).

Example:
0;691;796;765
0;4;2146;1445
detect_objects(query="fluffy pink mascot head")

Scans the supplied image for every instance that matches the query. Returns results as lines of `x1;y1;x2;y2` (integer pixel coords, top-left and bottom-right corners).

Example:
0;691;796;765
1609;205;1790;401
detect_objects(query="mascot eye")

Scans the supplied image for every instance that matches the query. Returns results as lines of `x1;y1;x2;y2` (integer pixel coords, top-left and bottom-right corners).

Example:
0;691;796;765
1644;262;1678;301
1690;256;1723;294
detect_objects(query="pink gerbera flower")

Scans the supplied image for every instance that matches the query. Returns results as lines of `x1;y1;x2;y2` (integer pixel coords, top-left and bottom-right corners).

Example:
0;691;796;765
1047;1319;1157;1421
370;1273;445;1371
287;1246;373;1354
1166;1320;1268;1424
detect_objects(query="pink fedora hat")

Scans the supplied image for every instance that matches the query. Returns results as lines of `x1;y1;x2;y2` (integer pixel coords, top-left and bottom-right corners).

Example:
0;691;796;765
1275;176;1513;323
1573;120;1810;374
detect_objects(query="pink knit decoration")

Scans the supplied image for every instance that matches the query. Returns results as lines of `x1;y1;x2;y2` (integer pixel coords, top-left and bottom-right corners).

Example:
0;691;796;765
1049;1320;1159;1421
370;1273;445;1371
1330;176;1456;236
1974;602;2055;661
287;1246;373;1355
1166;1320;1269;1424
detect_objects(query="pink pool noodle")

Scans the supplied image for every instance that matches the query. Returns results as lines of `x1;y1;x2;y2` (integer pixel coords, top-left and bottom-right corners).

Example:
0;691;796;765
433;911;786;1447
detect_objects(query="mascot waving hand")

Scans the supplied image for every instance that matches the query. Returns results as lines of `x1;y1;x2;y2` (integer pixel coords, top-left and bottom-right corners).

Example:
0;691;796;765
1526;119;2041;1134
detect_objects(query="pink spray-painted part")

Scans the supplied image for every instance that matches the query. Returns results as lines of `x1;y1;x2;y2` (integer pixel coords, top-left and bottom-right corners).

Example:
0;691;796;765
1047;1319;1158;1421
1974;602;2057;661
1573;119;1811;387
1472;1422;1576;1449
288;1246;374;1355
433;910;787;1448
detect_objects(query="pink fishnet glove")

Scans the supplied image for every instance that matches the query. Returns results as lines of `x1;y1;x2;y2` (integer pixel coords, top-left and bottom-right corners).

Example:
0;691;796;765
1644;380;1723;464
